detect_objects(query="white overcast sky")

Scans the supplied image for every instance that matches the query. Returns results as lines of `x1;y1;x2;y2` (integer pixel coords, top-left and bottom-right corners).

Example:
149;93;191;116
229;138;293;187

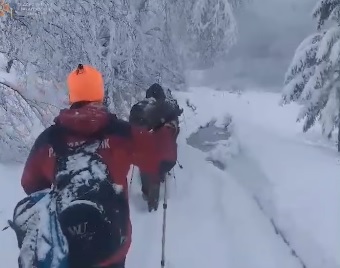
192;0;317;91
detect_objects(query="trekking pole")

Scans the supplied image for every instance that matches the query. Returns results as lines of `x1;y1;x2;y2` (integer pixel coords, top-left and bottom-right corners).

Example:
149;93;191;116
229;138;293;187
176;160;183;169
161;175;168;268
129;165;135;186
172;168;177;191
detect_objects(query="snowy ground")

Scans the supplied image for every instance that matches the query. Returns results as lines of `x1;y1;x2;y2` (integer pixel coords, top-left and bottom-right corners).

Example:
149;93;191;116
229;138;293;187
0;163;25;265
175;87;340;268
0;87;339;268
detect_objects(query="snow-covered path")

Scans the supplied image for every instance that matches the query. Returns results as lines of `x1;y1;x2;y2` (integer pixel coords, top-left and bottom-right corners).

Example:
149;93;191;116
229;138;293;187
0;135;302;268
0;87;338;268
178;87;340;268
229;120;340;268
127;138;303;268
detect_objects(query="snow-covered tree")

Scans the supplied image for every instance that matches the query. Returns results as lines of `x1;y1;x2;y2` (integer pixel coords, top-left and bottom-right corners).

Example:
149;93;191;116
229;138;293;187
0;0;238;161
0;0;188;116
0;53;59;162
228;0;252;10
169;0;237;69
281;0;340;149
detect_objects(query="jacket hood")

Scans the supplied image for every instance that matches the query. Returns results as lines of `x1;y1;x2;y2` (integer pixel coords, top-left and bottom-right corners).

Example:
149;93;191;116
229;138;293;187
54;103;111;137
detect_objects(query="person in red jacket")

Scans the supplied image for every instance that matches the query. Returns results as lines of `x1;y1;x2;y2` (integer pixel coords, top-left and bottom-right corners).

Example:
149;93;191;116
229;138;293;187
19;64;177;268
129;83;182;211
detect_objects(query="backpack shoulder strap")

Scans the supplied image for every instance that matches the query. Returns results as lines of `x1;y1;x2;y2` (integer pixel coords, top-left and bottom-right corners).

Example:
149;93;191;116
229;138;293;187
48;124;69;157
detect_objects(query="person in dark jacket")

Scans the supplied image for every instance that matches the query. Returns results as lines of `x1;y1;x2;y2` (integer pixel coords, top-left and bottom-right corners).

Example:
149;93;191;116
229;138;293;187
129;83;183;211
18;65;177;268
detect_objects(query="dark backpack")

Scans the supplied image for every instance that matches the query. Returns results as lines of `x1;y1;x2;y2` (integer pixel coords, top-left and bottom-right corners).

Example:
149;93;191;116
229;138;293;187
49;126;129;267
129;98;183;131
129;99;152;127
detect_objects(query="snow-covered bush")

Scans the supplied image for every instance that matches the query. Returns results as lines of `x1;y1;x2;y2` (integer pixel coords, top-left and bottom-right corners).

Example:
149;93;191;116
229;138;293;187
205;115;239;169
281;0;340;146
187;114;239;169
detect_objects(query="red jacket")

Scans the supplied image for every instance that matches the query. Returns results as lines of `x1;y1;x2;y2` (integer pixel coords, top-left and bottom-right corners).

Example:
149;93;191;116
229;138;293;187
156;123;178;162
20;103;178;266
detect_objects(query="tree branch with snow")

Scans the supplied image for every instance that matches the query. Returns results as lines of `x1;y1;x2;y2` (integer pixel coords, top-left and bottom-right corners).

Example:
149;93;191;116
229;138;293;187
281;0;340;146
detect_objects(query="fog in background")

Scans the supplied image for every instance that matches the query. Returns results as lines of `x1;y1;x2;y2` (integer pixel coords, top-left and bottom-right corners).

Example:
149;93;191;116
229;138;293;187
188;0;317;91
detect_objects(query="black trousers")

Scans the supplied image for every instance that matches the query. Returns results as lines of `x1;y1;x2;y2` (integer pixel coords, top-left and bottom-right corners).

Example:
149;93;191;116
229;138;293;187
140;161;176;196
160;161;176;180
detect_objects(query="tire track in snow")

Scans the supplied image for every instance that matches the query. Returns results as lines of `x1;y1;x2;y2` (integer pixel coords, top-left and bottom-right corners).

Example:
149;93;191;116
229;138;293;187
227;149;332;268
230;118;340;268
185;114;303;268
252;195;307;268
214;165;303;268
228;150;306;265
172;142;301;268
